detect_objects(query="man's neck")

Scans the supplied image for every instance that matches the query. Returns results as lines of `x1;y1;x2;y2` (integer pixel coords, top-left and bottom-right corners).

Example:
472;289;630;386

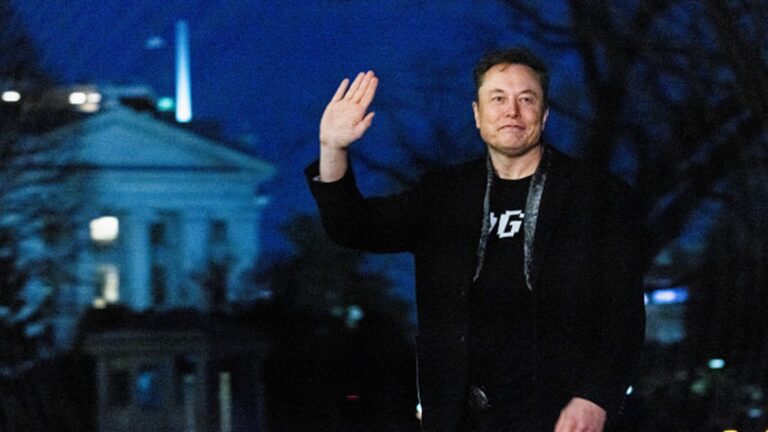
489;145;543;180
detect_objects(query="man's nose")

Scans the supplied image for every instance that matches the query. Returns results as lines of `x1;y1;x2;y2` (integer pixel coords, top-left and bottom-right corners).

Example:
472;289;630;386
504;101;519;117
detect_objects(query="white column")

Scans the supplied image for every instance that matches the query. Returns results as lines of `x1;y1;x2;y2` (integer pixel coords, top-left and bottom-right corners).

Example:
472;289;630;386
218;372;232;432
227;212;257;303
123;210;151;310
184;375;198;432
179;211;208;308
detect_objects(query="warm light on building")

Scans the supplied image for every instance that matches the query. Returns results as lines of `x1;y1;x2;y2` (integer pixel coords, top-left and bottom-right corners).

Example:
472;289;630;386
93;264;120;308
2;90;21;102
69;91;87;105
90;216;120;243
87;92;102;104
69;90;102;112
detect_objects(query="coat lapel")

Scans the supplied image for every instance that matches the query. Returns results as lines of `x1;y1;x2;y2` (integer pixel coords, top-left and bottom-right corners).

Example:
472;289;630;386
528;149;575;291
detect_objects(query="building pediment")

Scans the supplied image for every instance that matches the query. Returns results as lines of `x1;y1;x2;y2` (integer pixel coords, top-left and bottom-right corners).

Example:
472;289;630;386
36;107;274;179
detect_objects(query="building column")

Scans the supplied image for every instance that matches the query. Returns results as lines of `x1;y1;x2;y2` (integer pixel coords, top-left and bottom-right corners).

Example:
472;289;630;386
123;210;151;310
227;211;258;303
179;210;208;308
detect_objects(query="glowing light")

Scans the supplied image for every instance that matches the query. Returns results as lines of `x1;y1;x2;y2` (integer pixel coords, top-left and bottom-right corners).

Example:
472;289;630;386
625;386;634;395
101;265;120;303
2;90;21;102
650;287;689;304
145;35;166;50
79;103;100;113
708;358;726;370
345;394;359;402
175;20;192;123
90;216;120;243
69;92;87;105
86;92;102;103
157;97;175;112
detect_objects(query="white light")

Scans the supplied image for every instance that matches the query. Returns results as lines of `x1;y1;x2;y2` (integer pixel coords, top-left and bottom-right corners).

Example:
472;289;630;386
90;216;120;243
625;386;634;395
101;265;120;303
650;287;689;304
69;92;87;105
86;92;102;103
79;103;100;113
2;91;21;102
708;358;726;369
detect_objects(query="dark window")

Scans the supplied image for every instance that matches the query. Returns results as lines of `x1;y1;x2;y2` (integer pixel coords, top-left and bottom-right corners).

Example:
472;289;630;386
174;354;198;405
151;264;167;306
150;221;167;246
210;220;227;244
108;370;131;407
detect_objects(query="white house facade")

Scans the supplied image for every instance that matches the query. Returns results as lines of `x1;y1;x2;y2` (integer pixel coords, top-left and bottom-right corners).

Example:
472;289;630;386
31;107;274;347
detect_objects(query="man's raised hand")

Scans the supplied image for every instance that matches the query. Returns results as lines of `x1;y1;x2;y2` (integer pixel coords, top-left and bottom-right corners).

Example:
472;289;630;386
319;71;378;150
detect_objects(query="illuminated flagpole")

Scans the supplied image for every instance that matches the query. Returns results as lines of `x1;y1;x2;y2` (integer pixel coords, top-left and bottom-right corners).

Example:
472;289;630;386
175;20;192;123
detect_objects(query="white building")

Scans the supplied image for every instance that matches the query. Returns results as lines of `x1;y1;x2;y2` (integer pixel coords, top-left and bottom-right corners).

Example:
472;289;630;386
28;105;274;346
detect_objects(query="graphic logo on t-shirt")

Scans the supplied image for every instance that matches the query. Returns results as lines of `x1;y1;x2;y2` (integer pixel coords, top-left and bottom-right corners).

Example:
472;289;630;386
490;210;525;238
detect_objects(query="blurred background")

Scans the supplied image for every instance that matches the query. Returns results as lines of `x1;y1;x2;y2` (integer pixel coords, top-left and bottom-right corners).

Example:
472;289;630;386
0;0;766;431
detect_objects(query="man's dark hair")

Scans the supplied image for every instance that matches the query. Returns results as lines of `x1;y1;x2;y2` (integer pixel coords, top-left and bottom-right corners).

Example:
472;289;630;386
473;47;549;107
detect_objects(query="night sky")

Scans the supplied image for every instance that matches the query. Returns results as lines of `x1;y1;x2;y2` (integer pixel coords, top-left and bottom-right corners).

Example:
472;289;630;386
13;1;583;298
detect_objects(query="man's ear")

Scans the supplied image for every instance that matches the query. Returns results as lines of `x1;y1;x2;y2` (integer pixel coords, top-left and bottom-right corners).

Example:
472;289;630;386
472;101;480;129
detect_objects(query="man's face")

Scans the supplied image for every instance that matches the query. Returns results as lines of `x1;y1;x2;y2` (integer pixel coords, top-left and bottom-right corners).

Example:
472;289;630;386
472;63;549;159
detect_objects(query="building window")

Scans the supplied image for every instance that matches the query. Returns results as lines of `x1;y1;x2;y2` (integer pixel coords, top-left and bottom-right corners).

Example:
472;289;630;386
108;370;131;407
151;264;167;307
210;220;227;245
204;260;229;309
93;264;120;308
174;354;198;405
136;365;162;410
150;221;167;247
90;216;119;244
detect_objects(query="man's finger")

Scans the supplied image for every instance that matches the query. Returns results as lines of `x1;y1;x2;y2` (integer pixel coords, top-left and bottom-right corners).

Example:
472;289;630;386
358;75;378;109
331;78;350;102
351;71;374;103
361;111;375;129
344;72;366;100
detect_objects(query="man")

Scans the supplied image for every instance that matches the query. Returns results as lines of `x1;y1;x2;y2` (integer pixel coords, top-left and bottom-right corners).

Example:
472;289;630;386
306;48;645;431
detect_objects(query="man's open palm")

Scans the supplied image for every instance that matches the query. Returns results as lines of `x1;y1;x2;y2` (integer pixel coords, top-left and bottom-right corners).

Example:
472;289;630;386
319;71;378;149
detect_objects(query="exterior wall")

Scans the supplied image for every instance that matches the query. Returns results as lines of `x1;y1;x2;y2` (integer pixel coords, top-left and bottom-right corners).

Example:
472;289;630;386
85;332;210;432
43;110;273;347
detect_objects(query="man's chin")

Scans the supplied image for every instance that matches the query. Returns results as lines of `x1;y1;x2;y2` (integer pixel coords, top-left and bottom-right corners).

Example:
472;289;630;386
487;142;542;158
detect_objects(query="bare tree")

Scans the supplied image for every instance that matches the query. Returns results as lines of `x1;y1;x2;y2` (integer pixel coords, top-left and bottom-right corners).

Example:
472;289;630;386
0;0;86;371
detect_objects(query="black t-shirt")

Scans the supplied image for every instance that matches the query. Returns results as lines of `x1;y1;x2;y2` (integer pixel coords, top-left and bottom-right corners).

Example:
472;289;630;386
469;175;540;421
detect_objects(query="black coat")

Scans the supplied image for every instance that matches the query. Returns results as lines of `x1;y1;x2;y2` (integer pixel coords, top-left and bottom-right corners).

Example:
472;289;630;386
306;146;645;431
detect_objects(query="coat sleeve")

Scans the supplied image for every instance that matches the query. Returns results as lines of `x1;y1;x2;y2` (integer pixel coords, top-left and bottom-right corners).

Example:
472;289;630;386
575;181;646;420
304;160;423;253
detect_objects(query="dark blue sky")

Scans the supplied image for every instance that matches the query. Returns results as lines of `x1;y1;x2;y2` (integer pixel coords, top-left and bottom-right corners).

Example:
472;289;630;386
13;1;582;267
